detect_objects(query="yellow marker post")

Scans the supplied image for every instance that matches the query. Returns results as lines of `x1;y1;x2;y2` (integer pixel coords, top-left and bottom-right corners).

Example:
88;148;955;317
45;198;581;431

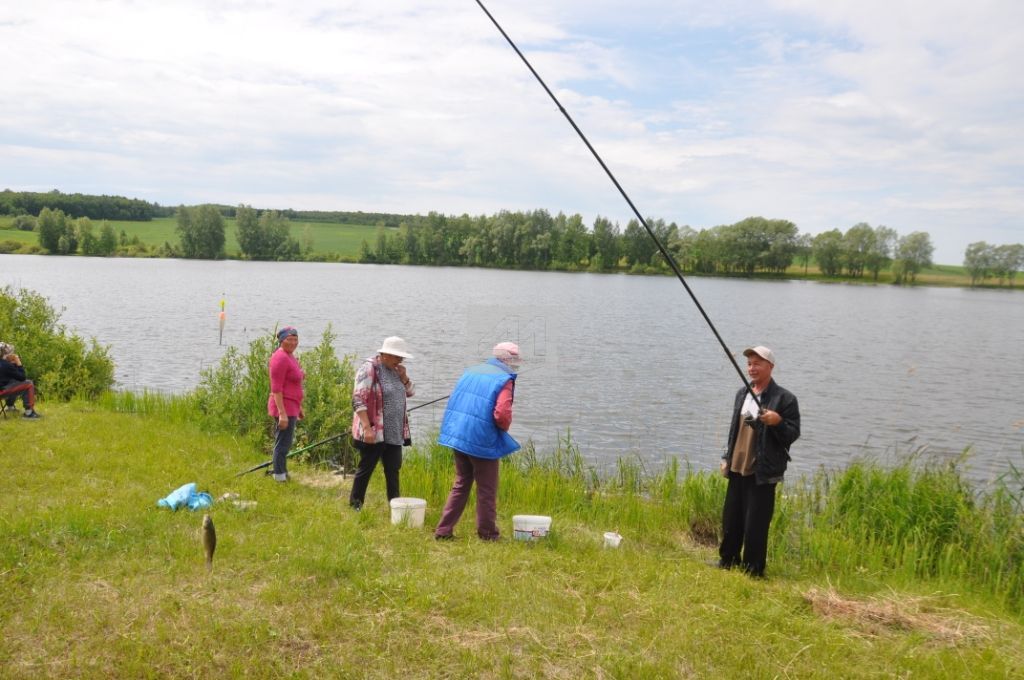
218;296;226;345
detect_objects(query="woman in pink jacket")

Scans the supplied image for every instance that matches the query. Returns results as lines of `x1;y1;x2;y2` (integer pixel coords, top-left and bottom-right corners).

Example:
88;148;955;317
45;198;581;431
267;326;304;482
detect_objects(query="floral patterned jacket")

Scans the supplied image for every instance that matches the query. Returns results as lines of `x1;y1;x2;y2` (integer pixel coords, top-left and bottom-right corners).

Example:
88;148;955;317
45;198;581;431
350;355;415;444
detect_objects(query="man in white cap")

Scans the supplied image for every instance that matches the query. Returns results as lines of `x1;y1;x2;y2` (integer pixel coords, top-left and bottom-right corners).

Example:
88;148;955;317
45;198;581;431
434;341;522;541
715;345;800;577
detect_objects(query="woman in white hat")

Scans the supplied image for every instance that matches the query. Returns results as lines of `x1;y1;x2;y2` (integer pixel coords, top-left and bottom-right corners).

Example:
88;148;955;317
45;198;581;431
349;336;415;510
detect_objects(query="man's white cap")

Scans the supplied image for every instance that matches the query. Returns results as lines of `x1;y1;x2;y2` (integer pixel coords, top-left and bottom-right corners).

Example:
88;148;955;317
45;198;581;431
743;346;776;366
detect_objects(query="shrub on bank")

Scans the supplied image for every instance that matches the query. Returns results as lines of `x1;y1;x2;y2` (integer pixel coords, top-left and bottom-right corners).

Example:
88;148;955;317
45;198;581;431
188;324;356;462
0;285;114;400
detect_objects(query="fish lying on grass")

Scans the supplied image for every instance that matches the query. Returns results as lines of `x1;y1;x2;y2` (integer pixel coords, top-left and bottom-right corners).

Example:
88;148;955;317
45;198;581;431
201;514;216;572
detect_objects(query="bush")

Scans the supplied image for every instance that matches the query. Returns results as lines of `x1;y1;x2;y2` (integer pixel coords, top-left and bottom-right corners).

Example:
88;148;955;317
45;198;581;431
0;286;115;400
13;214;36;231
191;325;355;463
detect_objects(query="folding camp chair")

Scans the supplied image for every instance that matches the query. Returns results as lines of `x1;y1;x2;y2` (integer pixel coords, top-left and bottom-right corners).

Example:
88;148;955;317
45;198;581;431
0;384;23;418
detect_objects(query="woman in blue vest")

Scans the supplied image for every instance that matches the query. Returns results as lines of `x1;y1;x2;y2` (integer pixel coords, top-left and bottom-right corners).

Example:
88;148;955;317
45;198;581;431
434;342;521;541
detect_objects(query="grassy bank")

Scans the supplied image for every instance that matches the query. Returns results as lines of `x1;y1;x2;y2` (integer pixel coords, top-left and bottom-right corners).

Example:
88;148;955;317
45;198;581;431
0;215;381;259
1;403;1021;677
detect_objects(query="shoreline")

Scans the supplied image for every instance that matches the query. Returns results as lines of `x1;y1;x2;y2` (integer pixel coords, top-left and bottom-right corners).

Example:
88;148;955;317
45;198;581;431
2;249;1021;291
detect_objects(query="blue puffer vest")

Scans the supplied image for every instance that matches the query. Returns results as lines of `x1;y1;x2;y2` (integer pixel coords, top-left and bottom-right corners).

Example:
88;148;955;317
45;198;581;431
438;358;520;460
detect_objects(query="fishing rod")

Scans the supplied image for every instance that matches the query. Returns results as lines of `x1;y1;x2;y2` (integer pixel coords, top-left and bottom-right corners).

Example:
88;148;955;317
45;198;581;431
406;362;542;413
234;432;347;477
233;391;462;476
235;365;543;477
233;398;451;478
408;394;450;412
474;0;762;408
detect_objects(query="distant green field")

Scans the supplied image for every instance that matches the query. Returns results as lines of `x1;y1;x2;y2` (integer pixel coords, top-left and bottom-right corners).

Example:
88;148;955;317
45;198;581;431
3;215;1019;290
0;215;383;258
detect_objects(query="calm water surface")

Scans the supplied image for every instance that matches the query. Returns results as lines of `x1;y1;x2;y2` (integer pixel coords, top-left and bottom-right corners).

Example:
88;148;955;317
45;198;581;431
3;254;1022;483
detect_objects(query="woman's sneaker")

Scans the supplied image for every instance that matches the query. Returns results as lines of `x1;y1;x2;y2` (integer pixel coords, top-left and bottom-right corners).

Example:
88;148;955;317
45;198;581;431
23;409;42;419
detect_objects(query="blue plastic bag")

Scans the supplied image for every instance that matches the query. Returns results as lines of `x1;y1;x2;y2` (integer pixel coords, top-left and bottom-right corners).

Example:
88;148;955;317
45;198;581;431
157;482;213;511
187;491;213;511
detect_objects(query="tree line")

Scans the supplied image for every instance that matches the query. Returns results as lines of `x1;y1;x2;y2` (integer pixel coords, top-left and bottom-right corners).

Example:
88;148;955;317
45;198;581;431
174;204;302;260
0;190;413;227
358;210;955;283
33;207;141;256
964;242;1024;286
0;189;171;221
7;192;1023;285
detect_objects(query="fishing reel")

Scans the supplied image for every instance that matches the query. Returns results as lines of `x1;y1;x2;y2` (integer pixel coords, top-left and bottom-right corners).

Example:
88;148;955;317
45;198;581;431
743;410;765;427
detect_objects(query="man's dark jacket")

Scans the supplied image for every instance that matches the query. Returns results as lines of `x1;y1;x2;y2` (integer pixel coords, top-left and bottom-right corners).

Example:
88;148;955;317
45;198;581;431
0;358;27;386
722;379;800;484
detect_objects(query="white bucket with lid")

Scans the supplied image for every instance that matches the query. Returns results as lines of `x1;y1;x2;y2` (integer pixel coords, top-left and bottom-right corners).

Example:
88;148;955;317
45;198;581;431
512;514;552;541
390;497;427;527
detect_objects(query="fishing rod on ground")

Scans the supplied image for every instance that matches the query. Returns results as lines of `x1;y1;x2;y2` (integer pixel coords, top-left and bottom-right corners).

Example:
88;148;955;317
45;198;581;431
474;0;763;409
234;432;347;477
232;397;451;478
234;365;539;477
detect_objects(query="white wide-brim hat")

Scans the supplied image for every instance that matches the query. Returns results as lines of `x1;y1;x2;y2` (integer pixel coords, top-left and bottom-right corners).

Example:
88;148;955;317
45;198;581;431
377;336;413;358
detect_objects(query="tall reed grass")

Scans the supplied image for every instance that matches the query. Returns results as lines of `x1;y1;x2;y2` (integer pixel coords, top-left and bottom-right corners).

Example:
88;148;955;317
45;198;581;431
401;437;1024;611
779;452;1024;610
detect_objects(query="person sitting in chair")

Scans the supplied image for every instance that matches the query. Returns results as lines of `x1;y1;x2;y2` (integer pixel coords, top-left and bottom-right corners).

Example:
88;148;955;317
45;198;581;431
0;342;42;419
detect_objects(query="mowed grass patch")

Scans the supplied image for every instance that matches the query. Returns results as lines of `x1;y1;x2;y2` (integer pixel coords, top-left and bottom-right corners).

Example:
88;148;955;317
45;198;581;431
0;215;383;258
98;216;383;258
1;403;1022;677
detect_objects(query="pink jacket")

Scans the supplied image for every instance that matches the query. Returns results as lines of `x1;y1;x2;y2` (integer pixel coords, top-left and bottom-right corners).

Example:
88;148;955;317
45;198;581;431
267;348;304;417
493;381;514;431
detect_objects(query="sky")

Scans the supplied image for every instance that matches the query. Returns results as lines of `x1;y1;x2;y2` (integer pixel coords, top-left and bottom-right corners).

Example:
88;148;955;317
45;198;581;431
2;0;1022;265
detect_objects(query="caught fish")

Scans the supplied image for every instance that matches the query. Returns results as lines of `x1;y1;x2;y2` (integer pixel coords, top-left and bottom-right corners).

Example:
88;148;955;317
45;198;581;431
201;514;216;572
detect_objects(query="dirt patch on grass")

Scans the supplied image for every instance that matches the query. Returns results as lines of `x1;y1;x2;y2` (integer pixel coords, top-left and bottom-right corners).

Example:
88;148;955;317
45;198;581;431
803;586;991;646
296;470;352;491
687;519;719;547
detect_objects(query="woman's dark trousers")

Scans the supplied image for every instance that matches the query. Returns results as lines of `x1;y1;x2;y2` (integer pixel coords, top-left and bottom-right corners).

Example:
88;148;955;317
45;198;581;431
349;442;402;508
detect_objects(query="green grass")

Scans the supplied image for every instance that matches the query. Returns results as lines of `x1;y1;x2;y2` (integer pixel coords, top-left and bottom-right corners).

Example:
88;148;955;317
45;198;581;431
0;215;382;258
1;402;1022;677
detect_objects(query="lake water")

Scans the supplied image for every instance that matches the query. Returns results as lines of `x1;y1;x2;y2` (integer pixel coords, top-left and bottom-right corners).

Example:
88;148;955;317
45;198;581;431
3;254;1022;483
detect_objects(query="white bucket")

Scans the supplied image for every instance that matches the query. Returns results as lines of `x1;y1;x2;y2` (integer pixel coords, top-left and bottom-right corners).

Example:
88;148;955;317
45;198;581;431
512;514;552;541
603;531;623;549
389;497;427;527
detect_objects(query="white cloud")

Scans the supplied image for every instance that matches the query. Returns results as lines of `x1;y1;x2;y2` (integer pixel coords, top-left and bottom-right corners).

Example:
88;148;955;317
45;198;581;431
1;0;1022;263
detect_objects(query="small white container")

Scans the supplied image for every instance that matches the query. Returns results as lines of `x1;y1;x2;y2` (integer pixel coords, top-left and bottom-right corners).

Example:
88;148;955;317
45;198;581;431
389;497;427;527
512;514;552;541
603;531;623;549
